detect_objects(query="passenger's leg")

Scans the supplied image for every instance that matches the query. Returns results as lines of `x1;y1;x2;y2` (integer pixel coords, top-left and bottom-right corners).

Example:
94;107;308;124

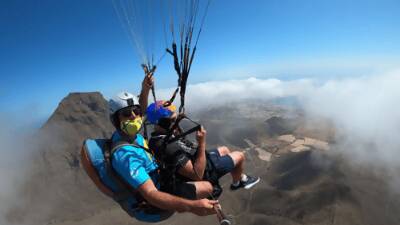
214;147;260;190
217;146;231;156
215;146;245;183
226;151;245;183
191;181;213;199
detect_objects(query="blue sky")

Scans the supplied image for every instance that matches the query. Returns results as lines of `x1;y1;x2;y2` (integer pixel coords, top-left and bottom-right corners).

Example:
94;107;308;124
1;0;399;127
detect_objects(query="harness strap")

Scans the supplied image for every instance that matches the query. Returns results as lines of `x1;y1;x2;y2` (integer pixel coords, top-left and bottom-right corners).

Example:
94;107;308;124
110;142;145;156
103;140;137;202
104;139;154;207
166;124;201;144
162;114;186;146
113;132;154;155
163;87;180;107
162;114;202;146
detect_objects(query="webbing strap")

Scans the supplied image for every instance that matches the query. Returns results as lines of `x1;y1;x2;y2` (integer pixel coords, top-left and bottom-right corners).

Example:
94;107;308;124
164;87;180;107
160;114;203;149
110;142;145;156
103;140;137;202
104;139;152;204
166;124;201;144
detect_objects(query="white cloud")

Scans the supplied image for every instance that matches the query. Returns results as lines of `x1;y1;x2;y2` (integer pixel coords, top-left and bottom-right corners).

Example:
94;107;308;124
157;69;400;166
190;55;400;82
0;115;37;225
301;71;400;164
157;77;314;111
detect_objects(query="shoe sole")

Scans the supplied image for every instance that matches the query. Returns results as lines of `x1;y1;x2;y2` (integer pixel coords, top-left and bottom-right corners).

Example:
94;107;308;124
244;177;260;189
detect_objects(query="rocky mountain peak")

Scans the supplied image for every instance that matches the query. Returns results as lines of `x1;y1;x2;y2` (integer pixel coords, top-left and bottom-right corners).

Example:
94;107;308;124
42;92;111;130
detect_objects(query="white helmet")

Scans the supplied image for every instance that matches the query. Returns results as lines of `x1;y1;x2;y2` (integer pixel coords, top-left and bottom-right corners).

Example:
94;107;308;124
109;92;139;128
109;92;139;115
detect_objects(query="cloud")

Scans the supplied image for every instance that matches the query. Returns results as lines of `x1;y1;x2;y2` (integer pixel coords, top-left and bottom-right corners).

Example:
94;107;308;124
190;55;400;82
301;71;400;164
0;115;38;225
157;70;400;166
157;77;313;111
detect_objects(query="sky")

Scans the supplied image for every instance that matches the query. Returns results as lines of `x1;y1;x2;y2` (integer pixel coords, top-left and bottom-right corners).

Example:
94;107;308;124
1;0;400;127
1;2;400;222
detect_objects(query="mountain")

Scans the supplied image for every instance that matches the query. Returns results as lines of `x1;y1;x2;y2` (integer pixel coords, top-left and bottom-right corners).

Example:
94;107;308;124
6;92;400;225
7;92;115;225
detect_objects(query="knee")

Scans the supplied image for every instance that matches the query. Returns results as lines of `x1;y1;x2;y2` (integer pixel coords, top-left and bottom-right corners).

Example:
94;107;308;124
218;146;230;156
235;151;245;163
237;151;245;161
205;182;213;193
230;151;245;165
196;182;213;198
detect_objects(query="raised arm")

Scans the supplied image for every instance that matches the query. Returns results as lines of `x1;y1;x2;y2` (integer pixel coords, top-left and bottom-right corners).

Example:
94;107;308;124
138;178;217;216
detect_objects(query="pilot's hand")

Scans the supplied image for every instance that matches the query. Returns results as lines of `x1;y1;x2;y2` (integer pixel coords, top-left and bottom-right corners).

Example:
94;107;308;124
142;69;154;89
190;199;218;216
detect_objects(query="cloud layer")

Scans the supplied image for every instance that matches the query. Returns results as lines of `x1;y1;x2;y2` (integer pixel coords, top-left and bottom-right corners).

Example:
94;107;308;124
157;70;400;165
0;117;36;225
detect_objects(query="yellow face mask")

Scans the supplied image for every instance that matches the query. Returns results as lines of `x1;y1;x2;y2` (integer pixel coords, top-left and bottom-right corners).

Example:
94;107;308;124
120;117;143;136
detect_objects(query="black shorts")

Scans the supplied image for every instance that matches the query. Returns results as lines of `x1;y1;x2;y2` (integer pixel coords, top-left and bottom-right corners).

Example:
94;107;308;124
162;180;197;200
207;149;235;178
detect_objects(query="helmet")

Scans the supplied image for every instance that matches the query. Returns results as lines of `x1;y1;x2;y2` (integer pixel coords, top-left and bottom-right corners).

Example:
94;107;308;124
109;92;139;115
109;92;139;128
146;100;177;125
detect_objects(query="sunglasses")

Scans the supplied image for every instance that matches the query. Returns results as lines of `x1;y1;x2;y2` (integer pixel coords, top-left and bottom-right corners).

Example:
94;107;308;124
119;105;142;118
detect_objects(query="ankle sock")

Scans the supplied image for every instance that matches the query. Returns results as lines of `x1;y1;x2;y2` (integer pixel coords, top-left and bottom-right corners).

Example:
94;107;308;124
241;174;248;182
